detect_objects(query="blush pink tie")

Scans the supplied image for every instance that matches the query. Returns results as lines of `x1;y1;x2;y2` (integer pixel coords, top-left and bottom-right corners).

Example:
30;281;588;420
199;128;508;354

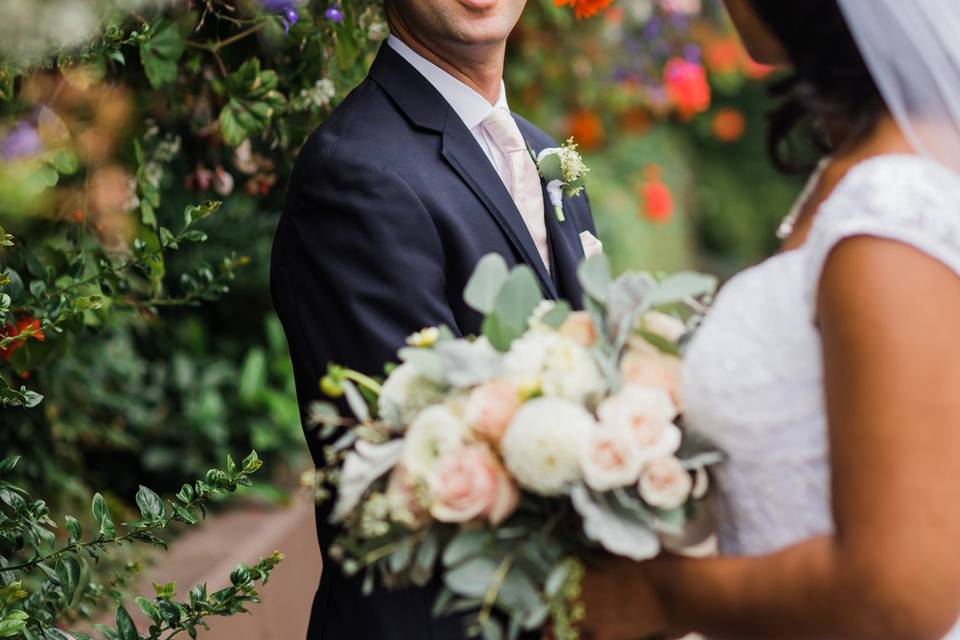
481;107;551;274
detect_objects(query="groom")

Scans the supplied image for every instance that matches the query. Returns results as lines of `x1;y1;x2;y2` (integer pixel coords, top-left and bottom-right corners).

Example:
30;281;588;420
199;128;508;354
270;0;599;637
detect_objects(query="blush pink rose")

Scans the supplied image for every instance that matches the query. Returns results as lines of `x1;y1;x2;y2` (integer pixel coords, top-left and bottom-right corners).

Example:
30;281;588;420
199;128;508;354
580;426;643;491
558;311;598;347
465;380;521;444
598;385;681;461
428;444;519;525
638;457;693;509
386;464;430;529
620;350;684;408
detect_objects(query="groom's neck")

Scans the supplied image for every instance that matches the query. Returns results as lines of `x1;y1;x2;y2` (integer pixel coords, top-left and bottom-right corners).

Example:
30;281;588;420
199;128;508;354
386;15;505;105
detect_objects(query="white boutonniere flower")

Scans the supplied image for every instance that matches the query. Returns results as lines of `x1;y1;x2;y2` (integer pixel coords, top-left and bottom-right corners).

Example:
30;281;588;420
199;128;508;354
532;137;590;223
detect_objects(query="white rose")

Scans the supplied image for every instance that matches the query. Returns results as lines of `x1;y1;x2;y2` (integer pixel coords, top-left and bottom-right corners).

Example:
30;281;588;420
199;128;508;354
597;385;681;461
503;331;606;405
402;405;470;478
378;362;445;427
501;398;596;496
638;457;693;510
580;426;643;491
640;311;687;344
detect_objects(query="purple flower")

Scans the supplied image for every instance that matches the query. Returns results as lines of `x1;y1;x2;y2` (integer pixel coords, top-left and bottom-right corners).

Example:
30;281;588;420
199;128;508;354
683;44;701;63
1;123;43;161
261;0;301;34
325;5;343;22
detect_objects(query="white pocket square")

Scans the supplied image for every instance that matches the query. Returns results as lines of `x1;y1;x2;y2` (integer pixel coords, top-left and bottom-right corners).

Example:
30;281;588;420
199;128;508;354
579;231;604;260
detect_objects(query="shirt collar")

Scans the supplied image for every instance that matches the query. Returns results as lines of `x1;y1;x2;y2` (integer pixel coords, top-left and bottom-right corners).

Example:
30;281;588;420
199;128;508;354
387;34;508;130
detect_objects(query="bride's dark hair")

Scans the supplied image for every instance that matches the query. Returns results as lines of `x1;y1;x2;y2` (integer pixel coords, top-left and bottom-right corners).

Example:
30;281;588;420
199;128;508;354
746;0;885;173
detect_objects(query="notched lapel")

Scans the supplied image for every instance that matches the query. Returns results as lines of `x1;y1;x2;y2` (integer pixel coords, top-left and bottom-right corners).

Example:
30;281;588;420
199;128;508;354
440;119;558;300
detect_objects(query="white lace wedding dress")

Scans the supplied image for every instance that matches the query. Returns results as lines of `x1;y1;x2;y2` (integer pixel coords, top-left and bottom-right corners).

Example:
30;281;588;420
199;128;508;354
680;153;960;637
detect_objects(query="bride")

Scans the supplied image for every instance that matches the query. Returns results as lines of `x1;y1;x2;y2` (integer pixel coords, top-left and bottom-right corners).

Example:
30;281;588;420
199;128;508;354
583;0;960;638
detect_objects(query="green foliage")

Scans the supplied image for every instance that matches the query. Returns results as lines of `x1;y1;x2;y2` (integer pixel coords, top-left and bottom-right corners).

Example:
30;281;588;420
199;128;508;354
0;452;281;640
0;0;383;511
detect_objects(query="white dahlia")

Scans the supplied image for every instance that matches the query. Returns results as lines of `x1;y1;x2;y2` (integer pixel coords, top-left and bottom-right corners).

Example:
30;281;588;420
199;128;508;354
402;405;470;478
500;398;596;496
503;331;606;405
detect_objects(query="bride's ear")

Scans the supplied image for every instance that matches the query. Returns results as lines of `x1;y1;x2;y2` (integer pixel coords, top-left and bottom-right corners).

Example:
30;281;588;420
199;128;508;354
721;0;790;67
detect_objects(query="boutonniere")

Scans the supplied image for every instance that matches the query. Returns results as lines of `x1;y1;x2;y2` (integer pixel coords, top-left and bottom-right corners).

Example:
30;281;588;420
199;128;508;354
530;137;590;223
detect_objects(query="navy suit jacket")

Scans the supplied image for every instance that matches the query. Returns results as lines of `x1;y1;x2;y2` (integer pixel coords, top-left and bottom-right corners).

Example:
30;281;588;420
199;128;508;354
270;42;597;639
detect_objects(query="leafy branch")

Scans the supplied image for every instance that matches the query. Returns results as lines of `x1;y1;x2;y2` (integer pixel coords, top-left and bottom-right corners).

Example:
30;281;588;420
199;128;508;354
0;452;277;640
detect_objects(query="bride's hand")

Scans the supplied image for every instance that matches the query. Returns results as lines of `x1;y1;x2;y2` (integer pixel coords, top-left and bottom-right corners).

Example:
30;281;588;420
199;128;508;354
578;556;686;640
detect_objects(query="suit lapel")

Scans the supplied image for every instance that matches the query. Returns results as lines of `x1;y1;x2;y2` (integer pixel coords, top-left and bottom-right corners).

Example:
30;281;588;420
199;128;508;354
517;118;587;308
440;112;559;300
369;43;558;300
542;181;587;308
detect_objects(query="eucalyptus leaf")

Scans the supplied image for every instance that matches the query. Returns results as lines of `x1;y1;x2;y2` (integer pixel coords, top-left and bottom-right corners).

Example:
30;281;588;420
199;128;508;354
442;529;490;567
570;485;660;561
577;254;612;304
398;347;446;384
434;338;502;388
481;619;504;640
464;254;509;314
538;300;571;328
444;556;499;598
388;538;414;573
483;266;542;351
646;271;718;307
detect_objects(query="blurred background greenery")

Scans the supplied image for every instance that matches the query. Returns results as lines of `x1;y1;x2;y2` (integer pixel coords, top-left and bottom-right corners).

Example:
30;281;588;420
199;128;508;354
0;0;801;634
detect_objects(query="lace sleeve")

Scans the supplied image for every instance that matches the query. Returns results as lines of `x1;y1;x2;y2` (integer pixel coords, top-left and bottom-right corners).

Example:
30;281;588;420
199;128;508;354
804;154;960;316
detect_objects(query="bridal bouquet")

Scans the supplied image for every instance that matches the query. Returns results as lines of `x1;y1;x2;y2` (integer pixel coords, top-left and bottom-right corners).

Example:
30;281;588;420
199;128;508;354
311;254;721;640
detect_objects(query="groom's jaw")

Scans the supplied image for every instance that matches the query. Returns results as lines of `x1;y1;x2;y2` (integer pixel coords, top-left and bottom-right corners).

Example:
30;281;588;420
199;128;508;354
385;0;525;103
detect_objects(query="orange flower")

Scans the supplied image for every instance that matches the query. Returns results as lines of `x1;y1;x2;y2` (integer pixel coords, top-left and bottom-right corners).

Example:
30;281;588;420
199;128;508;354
554;0;613;20
619;107;651;134
704;39;741;75
712;108;746;142
637;165;673;223
568;109;605;151
0;317;45;362
663;58;711;120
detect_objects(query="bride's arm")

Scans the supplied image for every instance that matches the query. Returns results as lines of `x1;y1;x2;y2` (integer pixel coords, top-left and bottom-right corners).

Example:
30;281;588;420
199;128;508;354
594;237;960;640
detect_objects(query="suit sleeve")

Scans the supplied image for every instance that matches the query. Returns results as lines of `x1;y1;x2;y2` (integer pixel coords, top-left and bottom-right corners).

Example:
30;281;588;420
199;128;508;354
278;146;459;399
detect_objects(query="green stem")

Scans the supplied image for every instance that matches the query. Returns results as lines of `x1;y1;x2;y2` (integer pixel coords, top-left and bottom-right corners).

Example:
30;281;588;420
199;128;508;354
3;524;164;573
187;22;266;53
343;370;383;395
476;552;517;628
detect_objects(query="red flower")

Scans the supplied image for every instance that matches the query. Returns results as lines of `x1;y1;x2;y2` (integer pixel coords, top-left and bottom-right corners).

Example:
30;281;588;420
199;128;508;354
663;58;711;120
638;165;674;223
554;0;613;20
0;317;45;362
